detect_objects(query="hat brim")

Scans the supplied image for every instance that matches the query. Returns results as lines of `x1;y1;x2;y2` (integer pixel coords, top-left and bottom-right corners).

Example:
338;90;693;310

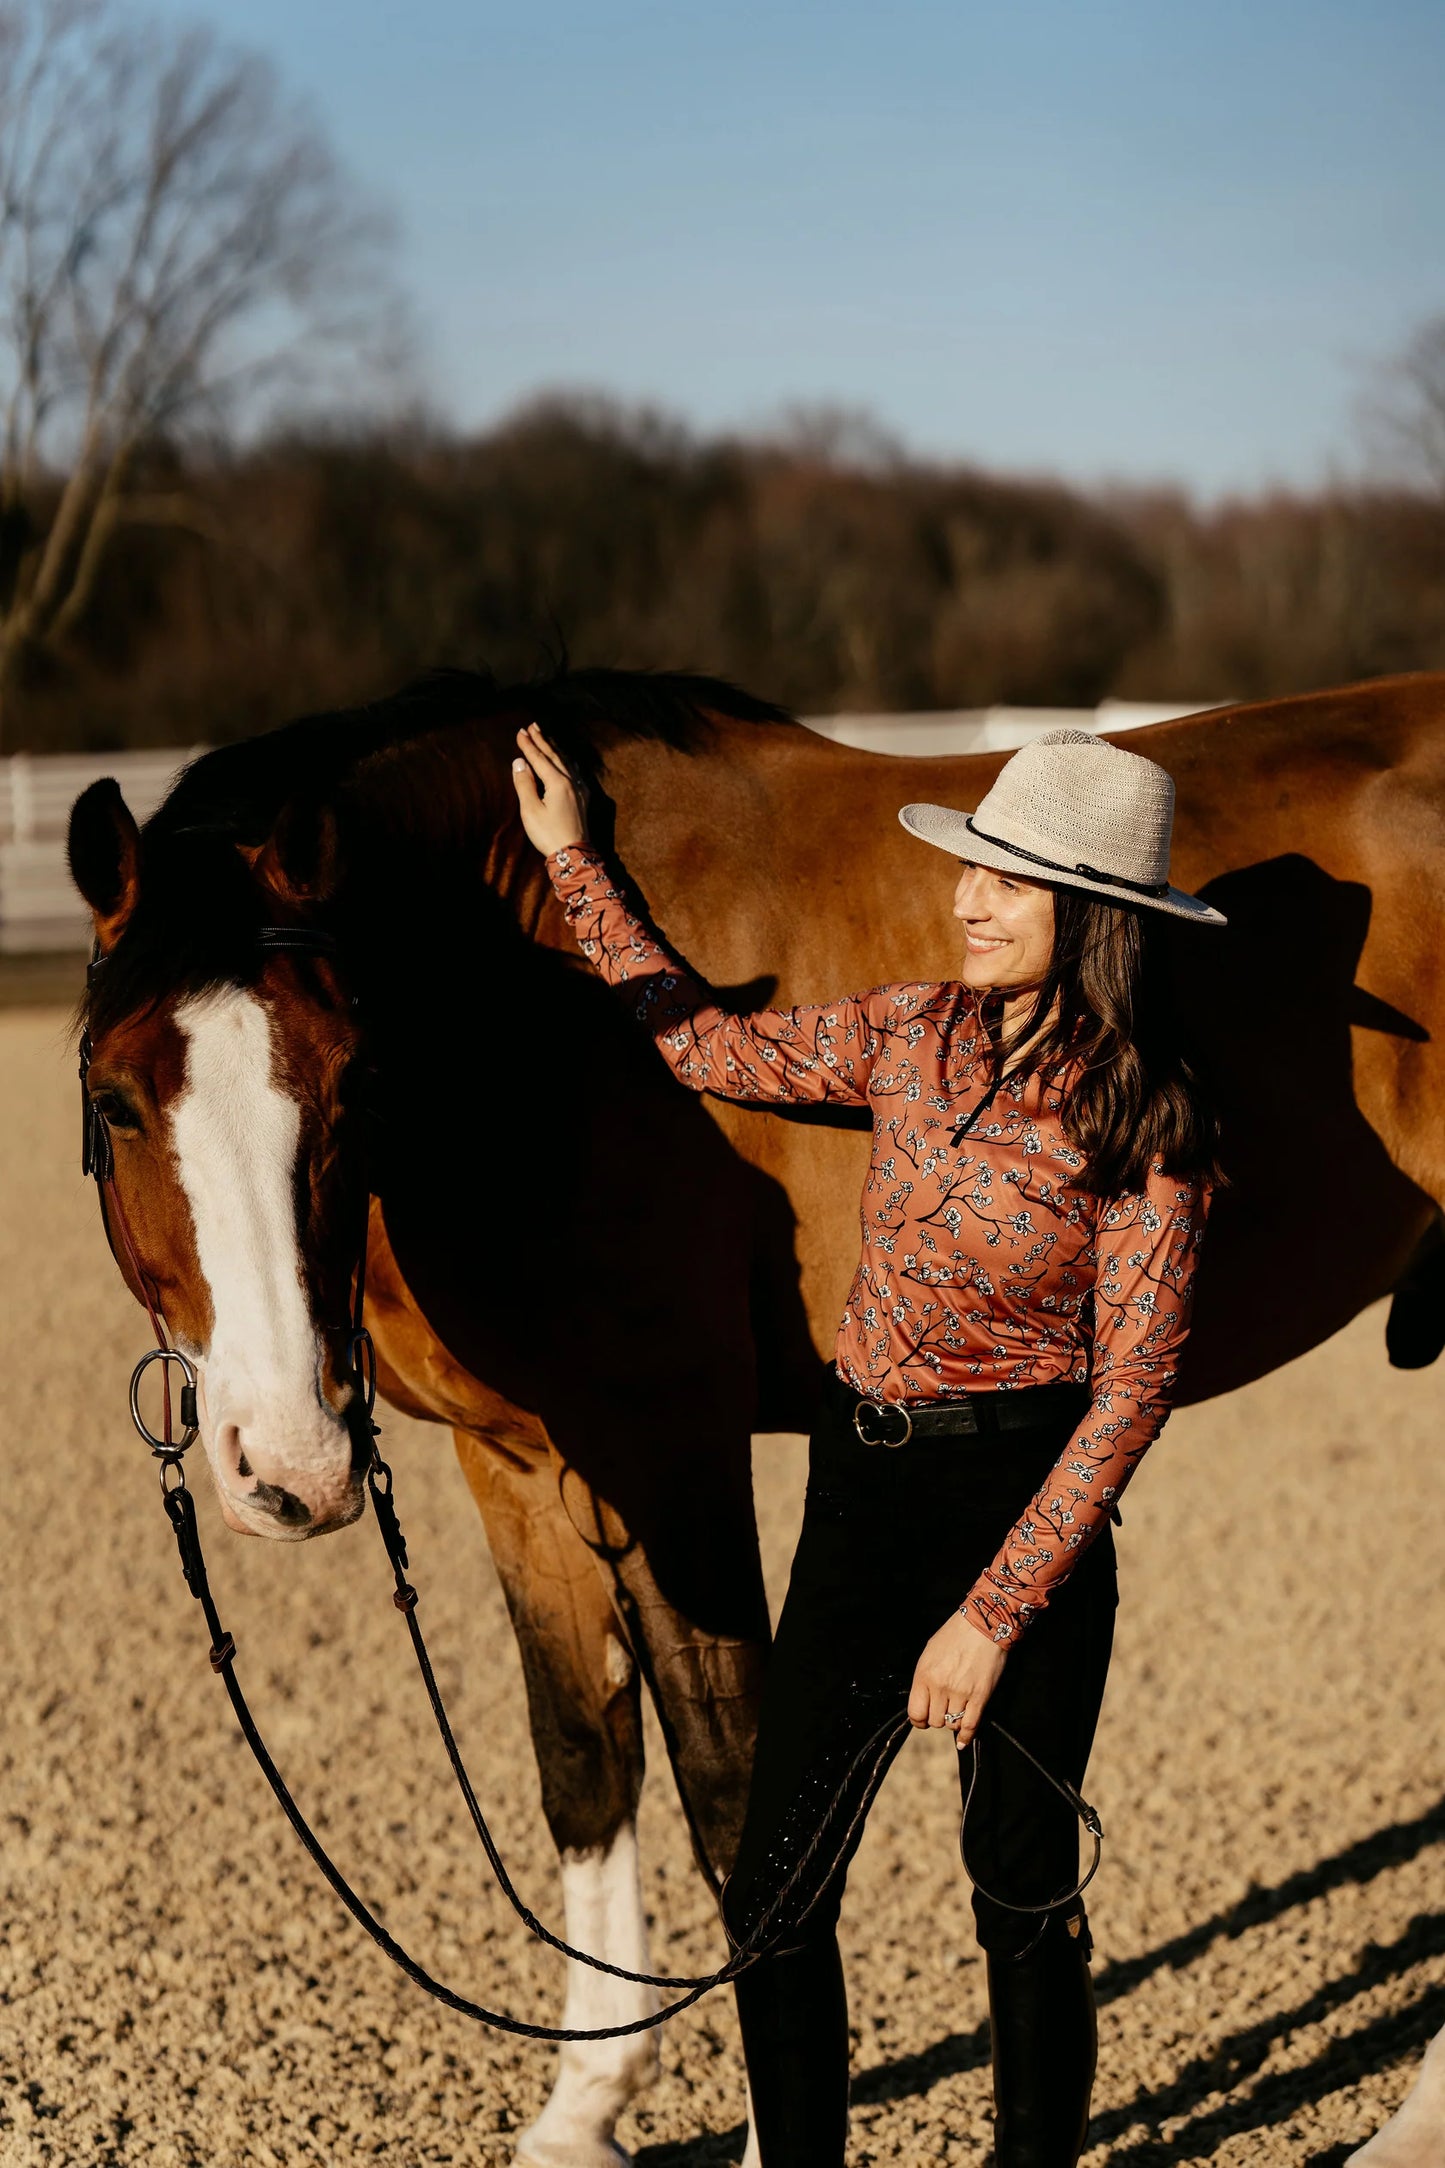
898;803;1227;927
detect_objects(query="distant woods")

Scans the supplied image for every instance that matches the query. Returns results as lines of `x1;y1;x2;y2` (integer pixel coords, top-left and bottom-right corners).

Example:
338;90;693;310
0;0;396;748
1;1;1442;752
7;396;1445;753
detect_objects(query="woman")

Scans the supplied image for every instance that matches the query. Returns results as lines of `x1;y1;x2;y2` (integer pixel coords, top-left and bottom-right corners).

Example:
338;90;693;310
511;721;1224;2167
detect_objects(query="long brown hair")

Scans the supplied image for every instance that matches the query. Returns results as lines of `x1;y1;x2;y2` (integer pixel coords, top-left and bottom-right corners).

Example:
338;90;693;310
997;886;1221;1196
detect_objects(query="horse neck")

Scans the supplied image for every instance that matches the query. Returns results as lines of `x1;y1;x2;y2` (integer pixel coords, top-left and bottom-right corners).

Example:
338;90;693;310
336;715;763;1208
338;704;957;1030
340;703;800;947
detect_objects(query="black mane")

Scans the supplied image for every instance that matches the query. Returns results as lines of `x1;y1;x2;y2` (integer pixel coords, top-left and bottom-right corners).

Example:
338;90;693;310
83;665;792;1034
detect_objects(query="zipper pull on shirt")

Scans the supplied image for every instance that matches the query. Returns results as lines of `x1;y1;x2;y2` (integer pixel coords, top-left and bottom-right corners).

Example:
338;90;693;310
952;992;1007;1142
951;1072;1003;1144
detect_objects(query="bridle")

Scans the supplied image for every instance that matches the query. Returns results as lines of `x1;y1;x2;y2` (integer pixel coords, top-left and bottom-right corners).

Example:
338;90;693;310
79;923;1104;2042
81;924;372;1491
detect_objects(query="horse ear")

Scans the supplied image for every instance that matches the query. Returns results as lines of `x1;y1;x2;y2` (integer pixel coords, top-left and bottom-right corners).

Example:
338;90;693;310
248;796;340;907
67;779;142;950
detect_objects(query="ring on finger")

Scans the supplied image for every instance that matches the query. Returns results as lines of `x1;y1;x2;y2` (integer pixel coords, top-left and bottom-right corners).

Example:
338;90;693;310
943;1709;966;1728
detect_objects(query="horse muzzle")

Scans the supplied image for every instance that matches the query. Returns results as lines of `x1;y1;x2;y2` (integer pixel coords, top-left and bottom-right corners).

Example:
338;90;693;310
206;1398;366;1541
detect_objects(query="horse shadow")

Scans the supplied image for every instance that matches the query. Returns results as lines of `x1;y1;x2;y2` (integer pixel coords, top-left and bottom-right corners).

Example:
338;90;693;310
370;896;823;1639
632;1787;1445;2164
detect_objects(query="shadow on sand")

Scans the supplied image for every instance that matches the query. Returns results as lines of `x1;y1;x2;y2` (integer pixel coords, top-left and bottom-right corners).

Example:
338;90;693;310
633;1789;1445;2165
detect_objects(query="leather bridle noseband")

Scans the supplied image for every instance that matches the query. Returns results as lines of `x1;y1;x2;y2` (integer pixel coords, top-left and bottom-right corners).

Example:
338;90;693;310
80;923;1104;2041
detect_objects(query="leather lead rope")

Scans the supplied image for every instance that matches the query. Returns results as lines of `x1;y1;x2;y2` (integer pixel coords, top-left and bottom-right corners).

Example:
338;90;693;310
959;1725;1103;1913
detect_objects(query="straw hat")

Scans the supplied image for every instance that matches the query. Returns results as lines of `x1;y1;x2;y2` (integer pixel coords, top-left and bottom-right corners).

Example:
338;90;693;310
898;728;1225;925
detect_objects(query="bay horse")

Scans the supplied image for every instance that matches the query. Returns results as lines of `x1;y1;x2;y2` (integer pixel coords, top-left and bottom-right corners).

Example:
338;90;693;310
68;667;1445;2168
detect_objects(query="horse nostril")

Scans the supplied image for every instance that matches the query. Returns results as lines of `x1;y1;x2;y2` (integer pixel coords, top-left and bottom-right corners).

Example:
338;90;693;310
251;1480;312;1528
237;1448;253;1479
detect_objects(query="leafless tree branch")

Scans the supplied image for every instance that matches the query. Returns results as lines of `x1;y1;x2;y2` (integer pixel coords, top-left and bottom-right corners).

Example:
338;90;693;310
1364;315;1445;496
0;0;406;732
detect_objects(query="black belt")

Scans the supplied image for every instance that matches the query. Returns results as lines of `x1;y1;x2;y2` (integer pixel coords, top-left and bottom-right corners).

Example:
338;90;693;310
841;1375;1088;1449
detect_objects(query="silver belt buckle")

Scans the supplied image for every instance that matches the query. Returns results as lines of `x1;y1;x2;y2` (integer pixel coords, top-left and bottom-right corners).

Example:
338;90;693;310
853;1398;914;1448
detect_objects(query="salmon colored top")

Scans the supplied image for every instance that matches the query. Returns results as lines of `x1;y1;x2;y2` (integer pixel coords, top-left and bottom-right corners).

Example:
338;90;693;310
548;845;1208;1643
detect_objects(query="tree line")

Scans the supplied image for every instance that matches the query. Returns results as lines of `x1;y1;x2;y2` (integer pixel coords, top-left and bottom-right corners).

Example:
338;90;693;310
2;0;1442;753
4;395;1444;753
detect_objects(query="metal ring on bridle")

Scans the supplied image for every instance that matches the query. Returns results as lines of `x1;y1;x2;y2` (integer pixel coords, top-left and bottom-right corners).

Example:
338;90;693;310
348;1326;378;1419
128;1346;200;1457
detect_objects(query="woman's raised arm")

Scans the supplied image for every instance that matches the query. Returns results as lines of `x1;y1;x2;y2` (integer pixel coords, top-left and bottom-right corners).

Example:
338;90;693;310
512;724;884;1108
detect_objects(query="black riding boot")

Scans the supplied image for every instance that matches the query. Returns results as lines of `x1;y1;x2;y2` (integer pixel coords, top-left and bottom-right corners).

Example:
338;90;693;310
985;1909;1097;2167
733;1934;850;2167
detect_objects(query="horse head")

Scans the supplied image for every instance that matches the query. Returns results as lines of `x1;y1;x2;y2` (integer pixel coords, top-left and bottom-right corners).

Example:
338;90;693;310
69;774;373;1539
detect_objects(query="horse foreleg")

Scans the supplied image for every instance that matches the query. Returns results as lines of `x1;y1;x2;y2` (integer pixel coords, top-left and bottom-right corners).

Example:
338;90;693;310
559;1429;770;2168
453;1431;659;2168
561;1428;770;1891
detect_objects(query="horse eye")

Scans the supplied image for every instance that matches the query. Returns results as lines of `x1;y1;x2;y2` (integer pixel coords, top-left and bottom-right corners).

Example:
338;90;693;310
91;1088;142;1133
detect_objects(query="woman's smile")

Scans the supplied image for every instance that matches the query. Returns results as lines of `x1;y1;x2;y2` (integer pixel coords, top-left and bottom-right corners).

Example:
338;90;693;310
953;861;1056;990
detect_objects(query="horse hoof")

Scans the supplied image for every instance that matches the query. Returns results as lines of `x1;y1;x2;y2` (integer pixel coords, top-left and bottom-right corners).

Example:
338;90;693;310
1345;2022;1445;2162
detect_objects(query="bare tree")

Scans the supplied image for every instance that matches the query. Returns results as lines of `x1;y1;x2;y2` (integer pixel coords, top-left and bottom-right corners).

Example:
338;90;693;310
0;0;400;735
1366;314;1445;494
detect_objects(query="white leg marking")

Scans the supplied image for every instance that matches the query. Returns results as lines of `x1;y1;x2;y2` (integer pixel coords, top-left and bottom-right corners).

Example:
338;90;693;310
516;1821;659;2168
1347;2022;1445;2163
604;1634;633;1691
171;989;355;1533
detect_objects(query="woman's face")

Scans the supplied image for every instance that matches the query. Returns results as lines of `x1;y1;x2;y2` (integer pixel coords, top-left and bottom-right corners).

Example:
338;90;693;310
952;862;1056;994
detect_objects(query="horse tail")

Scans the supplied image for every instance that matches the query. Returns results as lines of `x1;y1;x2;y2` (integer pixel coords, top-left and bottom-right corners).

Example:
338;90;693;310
1386;1212;1445;1369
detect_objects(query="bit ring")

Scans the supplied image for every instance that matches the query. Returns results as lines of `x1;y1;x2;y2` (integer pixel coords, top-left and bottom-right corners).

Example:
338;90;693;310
128;1346;200;1458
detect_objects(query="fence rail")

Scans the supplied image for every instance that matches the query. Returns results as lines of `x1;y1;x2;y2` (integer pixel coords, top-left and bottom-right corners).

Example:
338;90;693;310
0;703;1202;954
0;748;205;953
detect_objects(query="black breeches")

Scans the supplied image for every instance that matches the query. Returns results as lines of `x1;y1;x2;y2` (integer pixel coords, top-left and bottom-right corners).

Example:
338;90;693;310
726;1367;1118;1963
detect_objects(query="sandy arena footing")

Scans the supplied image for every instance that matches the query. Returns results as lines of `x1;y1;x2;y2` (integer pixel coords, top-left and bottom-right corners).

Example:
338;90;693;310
1;1006;1442;2165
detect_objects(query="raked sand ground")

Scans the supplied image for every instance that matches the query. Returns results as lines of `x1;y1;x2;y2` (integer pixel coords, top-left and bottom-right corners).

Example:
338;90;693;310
1;1004;1442;2167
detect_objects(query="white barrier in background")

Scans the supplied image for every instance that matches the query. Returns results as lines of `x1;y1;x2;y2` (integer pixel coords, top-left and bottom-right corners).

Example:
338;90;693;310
0;701;1209;954
805;698;1206;757
0;748;205;953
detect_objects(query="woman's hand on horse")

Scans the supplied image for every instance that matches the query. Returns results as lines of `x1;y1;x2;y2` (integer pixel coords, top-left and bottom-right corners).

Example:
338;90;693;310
512;723;589;854
908;1611;1008;1750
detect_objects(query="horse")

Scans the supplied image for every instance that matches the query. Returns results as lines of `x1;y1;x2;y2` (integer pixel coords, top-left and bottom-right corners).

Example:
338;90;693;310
68;665;1445;2168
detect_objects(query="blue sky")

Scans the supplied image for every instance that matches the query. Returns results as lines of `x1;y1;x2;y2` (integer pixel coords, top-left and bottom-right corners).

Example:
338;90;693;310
185;0;1444;493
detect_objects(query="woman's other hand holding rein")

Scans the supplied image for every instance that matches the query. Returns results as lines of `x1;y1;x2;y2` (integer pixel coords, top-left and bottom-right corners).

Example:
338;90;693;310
909;1611;1009;1750
513;724;589;855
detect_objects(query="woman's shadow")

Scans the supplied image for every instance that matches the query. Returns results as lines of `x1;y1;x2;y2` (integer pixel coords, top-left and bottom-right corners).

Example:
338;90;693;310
1169;853;1433;1399
633;1785;1445;2163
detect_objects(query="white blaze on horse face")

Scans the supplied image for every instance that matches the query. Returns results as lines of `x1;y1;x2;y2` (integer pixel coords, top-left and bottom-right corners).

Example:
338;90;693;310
170;987;359;1540
515;1821;658;2167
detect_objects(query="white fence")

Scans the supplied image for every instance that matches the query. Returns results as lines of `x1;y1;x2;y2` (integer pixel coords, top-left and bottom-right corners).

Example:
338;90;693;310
0;748;205;953
0;701;1205;955
806;698;1201;758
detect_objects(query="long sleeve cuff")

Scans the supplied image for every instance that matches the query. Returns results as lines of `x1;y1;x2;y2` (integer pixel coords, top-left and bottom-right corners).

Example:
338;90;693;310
960;1571;1041;1646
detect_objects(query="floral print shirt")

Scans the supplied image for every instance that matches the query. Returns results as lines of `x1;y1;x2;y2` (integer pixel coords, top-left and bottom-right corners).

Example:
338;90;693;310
548;846;1208;1643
